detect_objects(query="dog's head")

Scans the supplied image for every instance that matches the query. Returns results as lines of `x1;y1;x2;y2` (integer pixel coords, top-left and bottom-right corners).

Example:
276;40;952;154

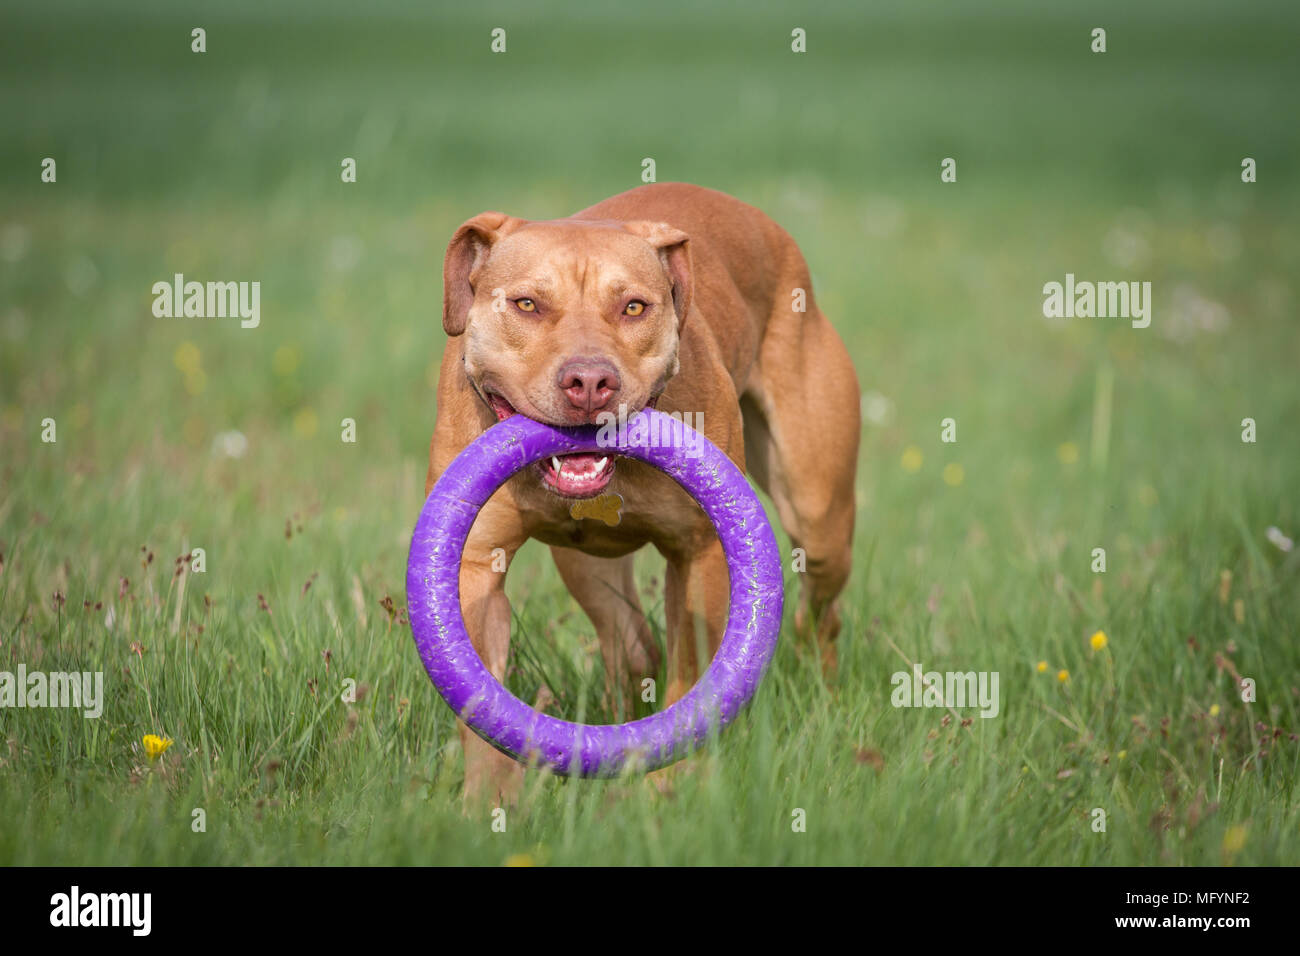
442;212;692;497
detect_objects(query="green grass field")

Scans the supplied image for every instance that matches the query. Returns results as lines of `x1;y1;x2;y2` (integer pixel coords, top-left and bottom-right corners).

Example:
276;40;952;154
1;0;1298;865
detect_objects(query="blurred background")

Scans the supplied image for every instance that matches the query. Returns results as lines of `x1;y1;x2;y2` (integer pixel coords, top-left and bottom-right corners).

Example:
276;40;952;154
0;0;1297;864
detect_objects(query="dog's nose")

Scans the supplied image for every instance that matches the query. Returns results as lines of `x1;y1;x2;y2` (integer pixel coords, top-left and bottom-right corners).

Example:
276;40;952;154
556;358;621;413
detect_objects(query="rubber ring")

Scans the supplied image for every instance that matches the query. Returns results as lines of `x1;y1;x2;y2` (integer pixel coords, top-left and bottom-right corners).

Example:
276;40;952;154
406;408;783;776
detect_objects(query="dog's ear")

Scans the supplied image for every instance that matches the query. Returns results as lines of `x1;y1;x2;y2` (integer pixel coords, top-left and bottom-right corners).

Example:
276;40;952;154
442;211;521;336
622;220;693;327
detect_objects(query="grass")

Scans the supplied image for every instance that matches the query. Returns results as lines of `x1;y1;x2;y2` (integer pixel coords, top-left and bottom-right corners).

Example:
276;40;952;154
1;0;1298;865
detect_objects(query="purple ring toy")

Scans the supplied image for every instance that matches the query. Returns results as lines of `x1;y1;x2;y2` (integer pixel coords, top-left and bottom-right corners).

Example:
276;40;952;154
406;408;783;777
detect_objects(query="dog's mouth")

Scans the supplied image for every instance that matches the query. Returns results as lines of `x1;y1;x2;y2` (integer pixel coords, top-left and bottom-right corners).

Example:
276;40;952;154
482;389;619;499
538;451;615;498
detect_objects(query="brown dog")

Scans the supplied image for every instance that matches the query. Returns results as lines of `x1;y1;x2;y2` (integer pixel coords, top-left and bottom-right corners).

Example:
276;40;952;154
426;182;860;805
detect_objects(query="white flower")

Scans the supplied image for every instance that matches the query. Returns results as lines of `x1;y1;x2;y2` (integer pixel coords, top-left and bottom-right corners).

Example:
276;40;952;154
1265;526;1293;553
212;430;248;459
860;391;894;426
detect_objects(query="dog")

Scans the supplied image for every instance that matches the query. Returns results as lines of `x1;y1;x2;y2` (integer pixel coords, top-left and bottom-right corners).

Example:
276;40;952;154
426;182;860;805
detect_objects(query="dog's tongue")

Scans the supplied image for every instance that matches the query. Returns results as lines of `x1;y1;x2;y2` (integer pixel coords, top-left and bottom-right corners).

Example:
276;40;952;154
543;451;614;497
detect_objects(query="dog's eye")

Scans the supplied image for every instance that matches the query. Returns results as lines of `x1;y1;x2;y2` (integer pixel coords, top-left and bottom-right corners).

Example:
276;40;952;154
623;300;647;317
514;298;537;313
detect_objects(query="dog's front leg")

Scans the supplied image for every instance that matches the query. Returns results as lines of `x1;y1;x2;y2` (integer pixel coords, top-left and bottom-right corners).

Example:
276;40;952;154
456;501;527;812
661;534;730;707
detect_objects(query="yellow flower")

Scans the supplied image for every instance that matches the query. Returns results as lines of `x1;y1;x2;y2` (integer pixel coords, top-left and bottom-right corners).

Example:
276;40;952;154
142;734;172;760
1209;704;1221;717
1036;660;1048;673
1222;824;1248;855
1090;630;1108;651
504;853;535;867
1057;442;1079;465
272;344;300;377
1117;750;1127;760
942;463;965;487
901;446;923;473
293;407;318;438
173;342;201;374
1056;669;1069;683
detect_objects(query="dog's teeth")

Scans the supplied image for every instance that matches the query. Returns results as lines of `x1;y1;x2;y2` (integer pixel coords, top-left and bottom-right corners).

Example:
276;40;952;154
551;457;562;473
594;457;608;471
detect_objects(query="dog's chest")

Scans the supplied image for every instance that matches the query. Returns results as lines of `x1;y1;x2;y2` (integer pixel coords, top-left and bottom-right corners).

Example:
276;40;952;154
515;469;709;558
